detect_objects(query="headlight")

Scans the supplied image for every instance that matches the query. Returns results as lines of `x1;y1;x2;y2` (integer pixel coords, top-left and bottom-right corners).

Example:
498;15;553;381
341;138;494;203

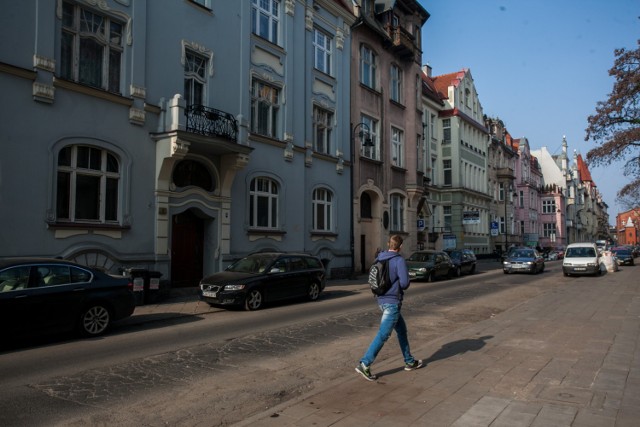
526;261;533;265
224;284;245;291
418;267;427;273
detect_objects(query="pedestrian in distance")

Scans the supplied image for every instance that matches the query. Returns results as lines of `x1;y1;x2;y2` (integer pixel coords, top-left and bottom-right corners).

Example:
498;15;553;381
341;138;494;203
355;235;422;381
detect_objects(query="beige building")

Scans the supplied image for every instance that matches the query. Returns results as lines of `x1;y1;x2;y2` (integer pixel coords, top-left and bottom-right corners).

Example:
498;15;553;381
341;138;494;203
349;0;429;273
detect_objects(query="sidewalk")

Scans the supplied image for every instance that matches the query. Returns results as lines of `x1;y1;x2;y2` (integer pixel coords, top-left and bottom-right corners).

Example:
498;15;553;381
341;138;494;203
230;268;639;427
128;263;639;426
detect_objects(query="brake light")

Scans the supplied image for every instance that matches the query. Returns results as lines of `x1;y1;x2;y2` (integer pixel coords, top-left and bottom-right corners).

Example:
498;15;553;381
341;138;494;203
127;281;134;291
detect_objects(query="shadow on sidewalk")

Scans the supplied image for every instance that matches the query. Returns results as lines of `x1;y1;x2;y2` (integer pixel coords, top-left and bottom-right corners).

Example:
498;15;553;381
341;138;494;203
424;335;493;365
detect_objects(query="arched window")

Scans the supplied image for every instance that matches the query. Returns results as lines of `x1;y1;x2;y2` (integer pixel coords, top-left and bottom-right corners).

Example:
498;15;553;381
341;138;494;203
249;177;278;229
173;159;215;191
312;188;333;232
56;145;120;223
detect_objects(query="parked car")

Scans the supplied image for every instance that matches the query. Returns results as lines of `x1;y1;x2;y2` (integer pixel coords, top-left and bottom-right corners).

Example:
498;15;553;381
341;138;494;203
562;242;601;276
0;258;135;339
406;250;453;282
553;246;565;260
502;248;545;274
199;252;326;310
444;249;477;277
610;247;635;266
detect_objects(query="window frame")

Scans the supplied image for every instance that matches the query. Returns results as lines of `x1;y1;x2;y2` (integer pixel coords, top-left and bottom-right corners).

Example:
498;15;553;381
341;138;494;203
60;1;124;94
249;177;279;230
251;0;280;45
443;159;452;186
360;45;377;89
542;199;556;214
312;187;333;232
390;193;405;232
360;115;380;161
184;49;208;107
251;79;280;138
313;28;332;75
56;145;121;224
313;106;334;155
391;126;404;168
390;64;402;103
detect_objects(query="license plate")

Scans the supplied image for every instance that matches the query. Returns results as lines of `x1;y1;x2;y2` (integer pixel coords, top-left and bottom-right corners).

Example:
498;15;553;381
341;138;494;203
512;264;525;269
203;290;217;298
574;267;586;271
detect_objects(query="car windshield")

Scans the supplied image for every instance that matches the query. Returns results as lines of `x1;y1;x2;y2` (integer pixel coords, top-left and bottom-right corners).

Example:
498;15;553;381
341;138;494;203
613;250;630;255
408;253;434;262
566;248;596;257
227;254;276;273
512;250;534;258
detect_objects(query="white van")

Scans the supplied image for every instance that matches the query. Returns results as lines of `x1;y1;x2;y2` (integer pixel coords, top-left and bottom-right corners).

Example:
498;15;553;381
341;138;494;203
562;243;601;276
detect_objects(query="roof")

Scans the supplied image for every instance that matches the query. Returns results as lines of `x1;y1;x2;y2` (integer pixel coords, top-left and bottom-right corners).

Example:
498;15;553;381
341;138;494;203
576;154;595;185
432;70;467;97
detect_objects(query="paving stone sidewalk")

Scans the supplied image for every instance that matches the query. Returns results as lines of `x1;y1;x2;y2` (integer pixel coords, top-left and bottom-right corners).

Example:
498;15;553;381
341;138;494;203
232;268;640;427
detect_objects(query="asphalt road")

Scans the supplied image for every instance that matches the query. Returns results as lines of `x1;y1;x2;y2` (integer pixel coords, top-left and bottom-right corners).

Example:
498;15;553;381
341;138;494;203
0;260;592;425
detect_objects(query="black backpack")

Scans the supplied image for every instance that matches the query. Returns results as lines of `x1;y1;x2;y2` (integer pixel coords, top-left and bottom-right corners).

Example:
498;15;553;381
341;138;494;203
368;255;398;296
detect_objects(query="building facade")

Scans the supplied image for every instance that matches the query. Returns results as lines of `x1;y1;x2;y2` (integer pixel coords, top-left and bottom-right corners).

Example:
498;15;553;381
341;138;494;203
350;0;429;273
0;0;356;285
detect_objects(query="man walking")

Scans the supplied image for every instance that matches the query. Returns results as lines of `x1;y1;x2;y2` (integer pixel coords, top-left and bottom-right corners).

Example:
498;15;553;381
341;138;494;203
355;235;422;381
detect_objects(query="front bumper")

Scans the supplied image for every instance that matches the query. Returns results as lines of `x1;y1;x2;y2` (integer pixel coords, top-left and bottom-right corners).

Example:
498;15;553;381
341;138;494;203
562;265;599;275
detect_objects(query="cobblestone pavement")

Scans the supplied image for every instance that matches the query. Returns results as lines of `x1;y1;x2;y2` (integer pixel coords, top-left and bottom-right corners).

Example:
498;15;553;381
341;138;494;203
233;266;640;426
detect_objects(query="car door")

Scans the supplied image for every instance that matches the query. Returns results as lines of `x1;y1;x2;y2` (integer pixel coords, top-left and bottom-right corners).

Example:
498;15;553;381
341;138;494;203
35;265;91;331
0;265;33;336
264;257;295;302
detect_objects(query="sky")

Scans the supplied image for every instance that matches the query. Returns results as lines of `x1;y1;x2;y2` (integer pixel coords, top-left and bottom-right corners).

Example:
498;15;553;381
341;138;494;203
418;0;639;224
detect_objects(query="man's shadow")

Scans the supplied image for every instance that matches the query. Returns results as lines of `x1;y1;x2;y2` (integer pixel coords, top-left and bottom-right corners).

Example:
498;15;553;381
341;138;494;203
377;335;493;378
424;335;493;364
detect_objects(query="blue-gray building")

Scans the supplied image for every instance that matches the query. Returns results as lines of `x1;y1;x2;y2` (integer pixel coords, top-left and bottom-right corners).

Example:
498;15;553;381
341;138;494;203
0;0;356;286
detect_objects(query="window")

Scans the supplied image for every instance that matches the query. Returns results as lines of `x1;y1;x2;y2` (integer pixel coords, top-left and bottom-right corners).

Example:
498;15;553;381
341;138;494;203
430;114;436;139
390;64;402;103
313;106;333;154
499;182;505;201
312;188;333;232
173;159;215;191
443;159;452;186
519;190;524;207
543;223;556;237
313;29;332;74
184;50;207;106
442;119;451;144
251;79;280;138
443;206;452;231
251;0;280;45
390;194;404;232
542;199;556;214
249;177;278;229
520;220;525;235
391;127;404;167
60;1;123;93
360;115;380;160
360;45;377;88
360;192;372;219
56;145;120;223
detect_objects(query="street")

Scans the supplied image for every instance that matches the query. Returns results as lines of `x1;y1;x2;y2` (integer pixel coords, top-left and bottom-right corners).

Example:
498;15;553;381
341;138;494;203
0;260;634;426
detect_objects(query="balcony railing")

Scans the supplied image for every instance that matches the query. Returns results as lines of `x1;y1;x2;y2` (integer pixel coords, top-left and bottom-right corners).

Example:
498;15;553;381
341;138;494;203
185;104;237;141
387;26;416;60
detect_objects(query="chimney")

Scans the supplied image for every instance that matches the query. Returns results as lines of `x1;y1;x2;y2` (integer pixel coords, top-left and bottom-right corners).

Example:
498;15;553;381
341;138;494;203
422;64;432;77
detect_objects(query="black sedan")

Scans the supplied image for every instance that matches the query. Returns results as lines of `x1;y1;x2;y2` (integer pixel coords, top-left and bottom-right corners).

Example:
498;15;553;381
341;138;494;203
0;258;135;339
611;247;634;266
444;249;477;277
503;248;545;274
199;252;326;310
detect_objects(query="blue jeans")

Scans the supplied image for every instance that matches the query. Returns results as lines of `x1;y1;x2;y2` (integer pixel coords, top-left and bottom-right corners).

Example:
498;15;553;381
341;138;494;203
360;303;415;367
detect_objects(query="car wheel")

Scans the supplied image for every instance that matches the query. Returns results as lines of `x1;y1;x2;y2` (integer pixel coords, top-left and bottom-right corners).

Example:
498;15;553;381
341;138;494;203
79;304;111;337
564;272;569;277
427;271;435;282
454;266;461;277
308;282;320;301
244;289;263;311
503;269;509;274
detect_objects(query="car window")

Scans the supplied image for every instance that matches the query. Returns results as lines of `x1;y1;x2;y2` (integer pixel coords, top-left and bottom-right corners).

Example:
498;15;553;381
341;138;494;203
305;257;322;269
36;265;72;287
228;255;275;273
0;266;30;292
288;257;306;271
271;258;289;272
70;266;91;283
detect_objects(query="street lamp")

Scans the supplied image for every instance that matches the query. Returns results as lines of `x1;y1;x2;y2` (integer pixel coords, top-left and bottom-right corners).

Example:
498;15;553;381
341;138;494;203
350;122;374;277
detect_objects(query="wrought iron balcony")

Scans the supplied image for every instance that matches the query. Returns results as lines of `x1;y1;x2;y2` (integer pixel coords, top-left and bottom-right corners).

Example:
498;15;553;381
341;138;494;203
185;104;237;141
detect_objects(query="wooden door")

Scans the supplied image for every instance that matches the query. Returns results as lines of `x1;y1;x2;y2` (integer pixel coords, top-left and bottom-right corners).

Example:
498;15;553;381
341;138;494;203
171;210;204;288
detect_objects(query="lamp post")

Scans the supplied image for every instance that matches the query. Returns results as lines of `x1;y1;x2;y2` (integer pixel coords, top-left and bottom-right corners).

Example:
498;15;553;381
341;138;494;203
350;122;374;277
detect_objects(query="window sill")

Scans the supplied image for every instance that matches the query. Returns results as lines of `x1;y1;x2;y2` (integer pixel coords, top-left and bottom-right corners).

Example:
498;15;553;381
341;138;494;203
47;221;130;231
247;228;286;236
310;231;338;238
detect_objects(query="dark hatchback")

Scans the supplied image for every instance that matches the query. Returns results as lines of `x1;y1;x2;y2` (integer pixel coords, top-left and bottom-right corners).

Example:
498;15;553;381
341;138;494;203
444;249;477;277
0;258;135;339
502;248;545;274
199;252;326;310
611;247;635;266
406;250;453;282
